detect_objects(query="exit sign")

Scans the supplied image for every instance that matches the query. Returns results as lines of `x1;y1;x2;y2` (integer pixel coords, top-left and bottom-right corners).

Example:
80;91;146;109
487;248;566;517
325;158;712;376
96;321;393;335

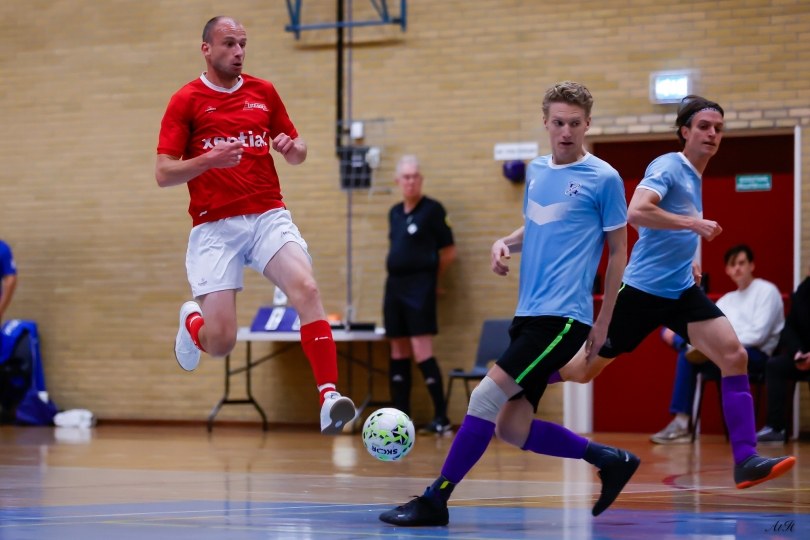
735;173;772;192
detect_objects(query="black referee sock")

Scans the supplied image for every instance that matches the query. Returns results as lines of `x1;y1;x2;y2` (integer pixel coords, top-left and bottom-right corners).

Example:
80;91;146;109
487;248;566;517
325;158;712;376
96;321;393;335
418;357;447;420
389;358;412;415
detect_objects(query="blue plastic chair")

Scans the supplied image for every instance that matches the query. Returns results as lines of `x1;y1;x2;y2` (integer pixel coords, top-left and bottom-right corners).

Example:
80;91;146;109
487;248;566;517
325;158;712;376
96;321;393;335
445;319;512;404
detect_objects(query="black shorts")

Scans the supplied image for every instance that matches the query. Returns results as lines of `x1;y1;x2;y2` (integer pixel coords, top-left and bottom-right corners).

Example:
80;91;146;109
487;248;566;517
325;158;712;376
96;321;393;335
599;283;724;359
497;316;591;412
383;273;438;337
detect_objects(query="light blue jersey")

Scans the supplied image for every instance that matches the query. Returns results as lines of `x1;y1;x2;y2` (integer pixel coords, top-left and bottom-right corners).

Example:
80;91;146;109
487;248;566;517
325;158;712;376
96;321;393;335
516;153;627;325
623;152;702;299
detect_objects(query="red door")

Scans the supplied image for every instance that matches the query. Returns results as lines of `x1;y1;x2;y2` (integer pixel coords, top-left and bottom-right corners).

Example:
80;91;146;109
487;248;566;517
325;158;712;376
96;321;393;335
590;134;793;433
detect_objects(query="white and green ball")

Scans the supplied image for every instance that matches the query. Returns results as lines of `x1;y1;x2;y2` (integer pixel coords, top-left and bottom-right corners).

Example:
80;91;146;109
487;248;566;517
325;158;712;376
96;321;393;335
361;407;415;461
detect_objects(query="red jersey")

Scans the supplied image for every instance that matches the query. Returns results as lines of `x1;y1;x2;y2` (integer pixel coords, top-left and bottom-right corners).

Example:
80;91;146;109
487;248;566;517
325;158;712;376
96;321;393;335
157;74;299;226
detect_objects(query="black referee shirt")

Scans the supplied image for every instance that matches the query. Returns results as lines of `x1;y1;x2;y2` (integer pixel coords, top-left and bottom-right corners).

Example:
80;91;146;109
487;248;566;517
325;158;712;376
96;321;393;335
386;196;454;276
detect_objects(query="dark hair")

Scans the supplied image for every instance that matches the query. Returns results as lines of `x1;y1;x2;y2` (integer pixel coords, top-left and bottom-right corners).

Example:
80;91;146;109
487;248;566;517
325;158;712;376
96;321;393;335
542;81;594;118
724;244;754;265
675;95;724;147
202;16;227;43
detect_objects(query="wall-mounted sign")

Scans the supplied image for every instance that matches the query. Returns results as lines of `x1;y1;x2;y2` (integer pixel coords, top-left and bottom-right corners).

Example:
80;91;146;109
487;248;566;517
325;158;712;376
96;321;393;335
494;142;539;161
735;173;772;192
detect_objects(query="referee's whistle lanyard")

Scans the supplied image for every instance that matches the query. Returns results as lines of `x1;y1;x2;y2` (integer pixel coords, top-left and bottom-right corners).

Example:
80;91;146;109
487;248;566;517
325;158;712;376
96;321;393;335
406;215;418;235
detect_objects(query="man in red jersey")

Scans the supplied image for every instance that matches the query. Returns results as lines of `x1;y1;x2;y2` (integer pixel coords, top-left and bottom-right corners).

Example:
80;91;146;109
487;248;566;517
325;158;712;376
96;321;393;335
155;16;355;434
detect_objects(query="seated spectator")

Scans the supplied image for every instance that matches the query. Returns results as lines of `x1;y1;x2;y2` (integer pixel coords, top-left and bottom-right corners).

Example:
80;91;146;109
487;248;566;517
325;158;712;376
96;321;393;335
0;238;19;423
0;239;17;324
756;271;810;443
651;244;784;444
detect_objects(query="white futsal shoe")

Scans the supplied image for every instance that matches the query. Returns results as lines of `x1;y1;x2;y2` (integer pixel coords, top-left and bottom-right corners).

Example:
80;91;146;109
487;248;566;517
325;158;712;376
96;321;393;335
175;301;202;371
320;391;356;434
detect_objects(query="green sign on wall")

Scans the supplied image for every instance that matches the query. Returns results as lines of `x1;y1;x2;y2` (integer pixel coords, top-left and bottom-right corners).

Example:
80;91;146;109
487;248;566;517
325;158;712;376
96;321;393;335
735;173;772;192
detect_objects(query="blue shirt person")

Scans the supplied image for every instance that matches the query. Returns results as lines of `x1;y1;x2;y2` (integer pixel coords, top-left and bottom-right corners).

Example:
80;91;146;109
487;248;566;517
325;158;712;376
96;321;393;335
0;240;18;323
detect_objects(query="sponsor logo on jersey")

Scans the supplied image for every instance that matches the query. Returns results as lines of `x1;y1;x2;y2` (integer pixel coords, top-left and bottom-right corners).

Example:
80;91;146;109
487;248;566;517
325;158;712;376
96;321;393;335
201;131;268;150
565;181;582;197
244;101;269;112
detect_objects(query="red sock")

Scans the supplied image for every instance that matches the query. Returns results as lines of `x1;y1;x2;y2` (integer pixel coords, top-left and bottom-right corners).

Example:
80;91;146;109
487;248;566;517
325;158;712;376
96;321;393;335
300;320;338;404
185;312;206;352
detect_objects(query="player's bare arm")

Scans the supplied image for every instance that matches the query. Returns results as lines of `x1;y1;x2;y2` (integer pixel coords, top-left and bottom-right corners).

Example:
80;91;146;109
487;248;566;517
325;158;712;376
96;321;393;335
272;134;307;165
491;226;524;276
155;140;244;187
692;261;702;286
627;188;722;241
587;226;627;360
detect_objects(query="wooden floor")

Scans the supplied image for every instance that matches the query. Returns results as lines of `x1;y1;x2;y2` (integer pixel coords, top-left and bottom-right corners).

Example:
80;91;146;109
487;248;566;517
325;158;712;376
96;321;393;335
0;424;807;539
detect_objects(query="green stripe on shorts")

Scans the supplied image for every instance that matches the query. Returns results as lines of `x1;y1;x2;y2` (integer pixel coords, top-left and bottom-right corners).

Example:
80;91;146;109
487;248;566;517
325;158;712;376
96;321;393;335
515;317;574;384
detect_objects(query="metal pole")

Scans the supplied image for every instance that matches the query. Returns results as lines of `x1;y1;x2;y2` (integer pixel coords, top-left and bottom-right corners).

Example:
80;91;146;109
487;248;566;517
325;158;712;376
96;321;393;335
345;0;355;323
335;0;344;153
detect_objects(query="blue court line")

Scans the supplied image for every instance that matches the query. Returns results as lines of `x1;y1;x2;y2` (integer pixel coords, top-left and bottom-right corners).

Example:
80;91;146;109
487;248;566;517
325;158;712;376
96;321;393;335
0;501;806;539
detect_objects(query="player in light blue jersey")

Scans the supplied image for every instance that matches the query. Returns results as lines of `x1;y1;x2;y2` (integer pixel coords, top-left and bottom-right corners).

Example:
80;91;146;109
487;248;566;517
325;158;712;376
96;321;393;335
557;95;795;489
622;152;705;298
516;152;627;324
380;82;637;528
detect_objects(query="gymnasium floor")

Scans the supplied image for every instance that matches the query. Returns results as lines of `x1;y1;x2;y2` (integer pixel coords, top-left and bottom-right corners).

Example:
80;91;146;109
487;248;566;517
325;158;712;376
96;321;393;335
0;424;806;539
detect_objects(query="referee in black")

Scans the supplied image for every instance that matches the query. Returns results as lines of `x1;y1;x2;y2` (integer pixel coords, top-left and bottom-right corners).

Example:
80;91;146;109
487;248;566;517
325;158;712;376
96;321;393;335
384;155;457;434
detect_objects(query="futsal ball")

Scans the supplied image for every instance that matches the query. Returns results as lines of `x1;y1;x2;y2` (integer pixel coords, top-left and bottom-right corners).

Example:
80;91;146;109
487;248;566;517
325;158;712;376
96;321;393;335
361;407;415;462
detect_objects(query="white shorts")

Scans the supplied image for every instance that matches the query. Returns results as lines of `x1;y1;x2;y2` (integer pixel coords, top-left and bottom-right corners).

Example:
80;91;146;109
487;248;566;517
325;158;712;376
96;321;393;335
185;209;310;298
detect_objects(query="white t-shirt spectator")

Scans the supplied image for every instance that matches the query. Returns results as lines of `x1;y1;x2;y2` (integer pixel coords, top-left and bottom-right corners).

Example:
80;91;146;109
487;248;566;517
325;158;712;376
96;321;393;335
716;277;784;356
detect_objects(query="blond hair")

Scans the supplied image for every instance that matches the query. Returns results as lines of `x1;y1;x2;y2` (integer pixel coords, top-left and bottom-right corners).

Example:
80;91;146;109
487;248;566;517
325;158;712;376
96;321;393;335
542;81;593;117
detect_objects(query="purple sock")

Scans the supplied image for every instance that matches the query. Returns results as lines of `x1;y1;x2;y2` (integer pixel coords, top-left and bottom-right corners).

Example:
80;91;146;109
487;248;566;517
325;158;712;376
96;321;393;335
440;415;495;483
721;374;757;464
521;419;588;458
548;371;563;385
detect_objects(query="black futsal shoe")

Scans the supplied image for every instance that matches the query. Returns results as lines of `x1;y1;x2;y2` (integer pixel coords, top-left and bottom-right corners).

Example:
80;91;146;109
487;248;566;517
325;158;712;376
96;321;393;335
592;447;640;516
734;454;795;489
379;490;449;527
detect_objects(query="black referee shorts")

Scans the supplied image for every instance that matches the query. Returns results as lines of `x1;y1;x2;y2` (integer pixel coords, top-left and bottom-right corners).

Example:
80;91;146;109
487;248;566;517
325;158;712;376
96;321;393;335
599;283;724;359
383;273;438;338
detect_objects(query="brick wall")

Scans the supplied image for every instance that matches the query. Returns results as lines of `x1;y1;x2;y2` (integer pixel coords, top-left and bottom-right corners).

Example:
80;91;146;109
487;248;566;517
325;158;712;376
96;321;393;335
1;0;808;429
